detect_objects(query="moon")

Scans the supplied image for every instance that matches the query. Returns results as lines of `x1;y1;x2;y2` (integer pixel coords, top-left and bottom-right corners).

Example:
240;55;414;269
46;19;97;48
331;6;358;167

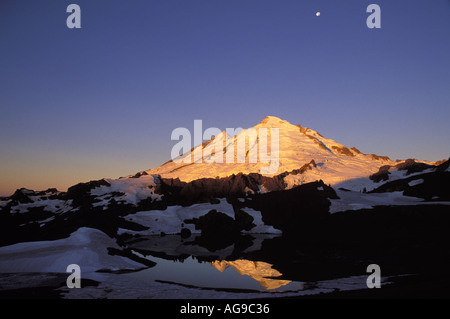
316;11;321;17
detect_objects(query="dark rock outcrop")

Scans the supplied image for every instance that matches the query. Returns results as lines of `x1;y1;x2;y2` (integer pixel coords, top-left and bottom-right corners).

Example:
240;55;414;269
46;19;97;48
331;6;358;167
370;170;450;201
370;165;391;183
158;172;287;206
286;160;317;175
370;158;447;183
129;171;149;178
370;154;391;161
185;210;242;237
332;146;355;157
436;158;450;172
10;188;34;204
65;179;111;207
233;180;339;235
395;159;433;175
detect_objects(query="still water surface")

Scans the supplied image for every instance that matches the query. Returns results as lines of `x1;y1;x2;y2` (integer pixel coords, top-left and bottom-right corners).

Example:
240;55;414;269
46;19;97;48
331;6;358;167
123;234;378;295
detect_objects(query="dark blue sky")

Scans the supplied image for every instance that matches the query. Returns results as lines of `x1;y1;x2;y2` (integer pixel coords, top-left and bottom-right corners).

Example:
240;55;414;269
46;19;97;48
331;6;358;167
1;0;449;194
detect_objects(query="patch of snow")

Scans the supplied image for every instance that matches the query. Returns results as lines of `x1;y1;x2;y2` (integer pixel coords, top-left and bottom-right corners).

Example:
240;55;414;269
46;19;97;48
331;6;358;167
0;227;146;273
92;194;112;208
330;190;450;214
383;168;433;185
240;208;282;234
9;199;71;214
121;199;236;235
333;177;377;193
408;179;424;187
91;175;162;206
322;166;436;194
0;200;11;208
330;190;421;214
37;216;56;225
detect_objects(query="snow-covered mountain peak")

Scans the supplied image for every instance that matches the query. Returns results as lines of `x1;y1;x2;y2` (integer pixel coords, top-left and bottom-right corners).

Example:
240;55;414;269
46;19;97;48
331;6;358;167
258;115;293;127
145;116;396;186
255;116;327;140
256;115;303;132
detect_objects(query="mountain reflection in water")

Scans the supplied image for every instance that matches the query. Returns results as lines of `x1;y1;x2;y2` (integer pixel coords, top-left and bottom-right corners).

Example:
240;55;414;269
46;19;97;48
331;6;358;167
210;260;293;290
125;234;307;292
125;234;379;293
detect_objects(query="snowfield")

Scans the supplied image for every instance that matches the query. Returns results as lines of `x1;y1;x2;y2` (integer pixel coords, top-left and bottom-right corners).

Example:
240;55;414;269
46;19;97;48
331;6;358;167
330;190;450;214
0;227;146;273
91;175;162;206
330;191;423;213
120;198;281;235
